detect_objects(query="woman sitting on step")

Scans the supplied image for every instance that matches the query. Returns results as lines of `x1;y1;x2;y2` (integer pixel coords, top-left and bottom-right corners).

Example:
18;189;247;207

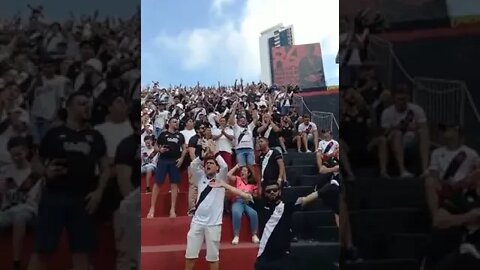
227;164;260;245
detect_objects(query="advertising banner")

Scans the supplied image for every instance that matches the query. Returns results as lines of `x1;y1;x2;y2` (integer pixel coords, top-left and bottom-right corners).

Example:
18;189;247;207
271;43;326;90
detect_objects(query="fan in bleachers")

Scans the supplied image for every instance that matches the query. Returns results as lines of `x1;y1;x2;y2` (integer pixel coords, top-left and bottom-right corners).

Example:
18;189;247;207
141;81;341;269
0;5;140;270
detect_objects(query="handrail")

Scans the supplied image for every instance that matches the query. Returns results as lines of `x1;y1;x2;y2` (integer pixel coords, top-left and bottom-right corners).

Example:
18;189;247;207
370;35;480;124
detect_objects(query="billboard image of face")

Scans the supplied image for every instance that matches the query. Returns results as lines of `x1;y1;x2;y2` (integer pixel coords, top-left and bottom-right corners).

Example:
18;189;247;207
271;43;326;90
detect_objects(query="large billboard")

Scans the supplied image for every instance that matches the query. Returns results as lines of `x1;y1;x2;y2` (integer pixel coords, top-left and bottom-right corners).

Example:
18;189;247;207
271;43;326;90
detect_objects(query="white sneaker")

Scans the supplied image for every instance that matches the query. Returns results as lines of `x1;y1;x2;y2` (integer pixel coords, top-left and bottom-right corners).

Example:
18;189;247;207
252;235;260;244
232;236;239;245
306;149;312;153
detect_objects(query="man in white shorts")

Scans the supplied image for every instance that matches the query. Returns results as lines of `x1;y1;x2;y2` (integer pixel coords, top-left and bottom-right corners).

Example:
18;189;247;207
185;141;253;270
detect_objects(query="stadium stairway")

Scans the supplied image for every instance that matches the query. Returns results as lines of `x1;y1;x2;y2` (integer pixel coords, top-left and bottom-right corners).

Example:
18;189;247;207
141;151;340;270
343;175;431;270
0;222;115;270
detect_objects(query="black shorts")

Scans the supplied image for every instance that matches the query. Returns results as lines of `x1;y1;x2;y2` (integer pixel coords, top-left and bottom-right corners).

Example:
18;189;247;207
255;256;294;270
34;192;96;254
317;182;340;215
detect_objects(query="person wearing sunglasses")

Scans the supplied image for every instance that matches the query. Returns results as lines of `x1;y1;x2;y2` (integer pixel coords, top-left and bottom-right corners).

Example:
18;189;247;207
209;180;318;270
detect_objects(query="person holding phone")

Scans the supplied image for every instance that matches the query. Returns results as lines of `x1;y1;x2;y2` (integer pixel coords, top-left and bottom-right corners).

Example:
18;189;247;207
147;117;186;218
28;91;110;270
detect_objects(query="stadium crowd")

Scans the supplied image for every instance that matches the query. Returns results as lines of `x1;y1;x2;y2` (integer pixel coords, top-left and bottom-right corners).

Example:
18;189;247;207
0;5;140;270
140;80;347;269
339;8;480;269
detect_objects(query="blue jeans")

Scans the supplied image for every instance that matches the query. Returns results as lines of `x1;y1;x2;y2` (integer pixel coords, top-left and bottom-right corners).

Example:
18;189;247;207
235;148;255;166
232;198;258;236
154;127;162;139
33;117;50;144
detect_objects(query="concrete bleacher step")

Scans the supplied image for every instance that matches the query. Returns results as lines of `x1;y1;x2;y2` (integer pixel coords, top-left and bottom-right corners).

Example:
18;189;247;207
141;192;189;218
286;166;318;186
283;151;316;160
282;186;316;203
316;226;339;242
290;241;340;270
0;223;115;270
142;242;257;270
298;174;330;187
345;178;427;210
343;258;419;270
289;157;317;166
387;233;428;260
292;211;337;237
142;241;341;270
141;216;257;246
349;208;429;235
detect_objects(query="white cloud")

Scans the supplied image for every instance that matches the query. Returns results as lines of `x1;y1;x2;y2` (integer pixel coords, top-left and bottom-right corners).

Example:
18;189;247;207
155;0;339;84
211;0;235;16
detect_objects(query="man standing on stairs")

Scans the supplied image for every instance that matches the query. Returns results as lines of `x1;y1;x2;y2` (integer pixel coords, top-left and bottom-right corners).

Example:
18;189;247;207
185;140;253;270
209;180;318;270
228;101;259;175
28;92;111;270
258;137;286;187
187;122;207;215
147;117;187;218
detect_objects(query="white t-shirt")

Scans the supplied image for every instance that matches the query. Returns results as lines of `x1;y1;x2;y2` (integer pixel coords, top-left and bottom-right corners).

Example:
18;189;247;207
141;146;158;166
181;129;197;146
0;164;41;213
318;139;339;156
190;156;228;226
381;103;427;130
207;112;218;129
429;145;479;185
298;122;317;134
233;122;256;150
94;120;133;159
31;75;69;120
212;127;234;153
153;110;169;129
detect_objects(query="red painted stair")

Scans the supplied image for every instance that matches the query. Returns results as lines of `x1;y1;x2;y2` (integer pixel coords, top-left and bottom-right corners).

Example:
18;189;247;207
141;243;258;270
142;216;257;246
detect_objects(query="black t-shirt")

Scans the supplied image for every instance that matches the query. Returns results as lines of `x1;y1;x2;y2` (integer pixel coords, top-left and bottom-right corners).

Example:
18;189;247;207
188;134;203;158
114;134;141;189
39;125;107;195
340;109;370;151
257;125;281;148
280;125;294;139
248;199;302;259
157;131;185;160
259;149;283;184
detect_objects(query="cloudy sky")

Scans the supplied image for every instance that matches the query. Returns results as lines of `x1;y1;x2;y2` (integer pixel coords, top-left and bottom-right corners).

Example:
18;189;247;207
141;0;339;87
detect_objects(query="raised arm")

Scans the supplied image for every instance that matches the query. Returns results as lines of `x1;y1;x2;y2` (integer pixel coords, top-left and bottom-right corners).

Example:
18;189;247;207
228;102;238;126
227;164;240;182
209;181;253;202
